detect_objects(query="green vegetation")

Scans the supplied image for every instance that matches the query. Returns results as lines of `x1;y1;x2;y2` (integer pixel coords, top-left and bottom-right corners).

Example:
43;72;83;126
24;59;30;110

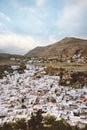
14;118;27;130
0;110;87;130
44;115;56;126
28;109;43;130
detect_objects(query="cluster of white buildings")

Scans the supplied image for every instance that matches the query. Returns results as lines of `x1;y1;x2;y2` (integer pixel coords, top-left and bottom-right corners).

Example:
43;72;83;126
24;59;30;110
0;63;87;127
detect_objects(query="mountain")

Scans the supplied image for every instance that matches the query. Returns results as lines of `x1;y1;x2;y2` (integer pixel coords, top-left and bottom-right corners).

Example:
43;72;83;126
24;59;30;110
25;46;45;56
25;37;87;58
0;49;5;53
0;53;24;61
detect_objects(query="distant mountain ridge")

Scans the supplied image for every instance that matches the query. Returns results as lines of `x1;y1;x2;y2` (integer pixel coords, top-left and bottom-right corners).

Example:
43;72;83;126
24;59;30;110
0;49;5;53
0;53;24;61
25;37;87;58
25;46;45;56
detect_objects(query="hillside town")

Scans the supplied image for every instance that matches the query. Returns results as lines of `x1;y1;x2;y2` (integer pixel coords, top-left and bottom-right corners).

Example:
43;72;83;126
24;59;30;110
0;61;87;128
0;0;87;129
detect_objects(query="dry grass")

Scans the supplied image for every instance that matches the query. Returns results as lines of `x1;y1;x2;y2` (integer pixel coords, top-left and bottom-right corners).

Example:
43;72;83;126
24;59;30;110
26;37;87;58
0;59;87;72
34;62;87;72
0;60;19;66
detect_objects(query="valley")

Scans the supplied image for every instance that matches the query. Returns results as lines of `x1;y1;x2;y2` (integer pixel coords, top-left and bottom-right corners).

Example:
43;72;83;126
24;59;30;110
0;37;87;129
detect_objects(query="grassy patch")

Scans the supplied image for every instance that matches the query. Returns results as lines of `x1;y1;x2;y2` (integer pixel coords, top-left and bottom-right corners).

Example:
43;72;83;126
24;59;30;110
34;62;87;72
0;60;19;66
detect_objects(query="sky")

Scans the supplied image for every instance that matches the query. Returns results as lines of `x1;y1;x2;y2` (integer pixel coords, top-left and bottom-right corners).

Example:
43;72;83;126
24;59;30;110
0;0;87;55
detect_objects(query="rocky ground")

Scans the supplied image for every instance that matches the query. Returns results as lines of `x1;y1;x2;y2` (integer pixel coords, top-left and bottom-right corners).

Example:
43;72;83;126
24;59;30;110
45;66;87;88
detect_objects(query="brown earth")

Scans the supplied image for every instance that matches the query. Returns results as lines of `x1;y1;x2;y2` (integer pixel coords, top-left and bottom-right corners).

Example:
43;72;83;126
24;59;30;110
45;66;87;88
26;37;87;59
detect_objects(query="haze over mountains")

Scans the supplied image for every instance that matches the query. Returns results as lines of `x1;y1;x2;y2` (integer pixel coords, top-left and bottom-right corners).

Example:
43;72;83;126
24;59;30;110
0;37;87;59
25;37;87;58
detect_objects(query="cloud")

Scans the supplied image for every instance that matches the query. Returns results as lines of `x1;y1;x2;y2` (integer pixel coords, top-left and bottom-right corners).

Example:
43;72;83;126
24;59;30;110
10;0;21;9
56;0;87;36
36;0;45;6
18;5;48;35
0;22;8;33
0;12;11;22
20;7;35;13
0;32;39;54
48;35;57;44
0;22;3;27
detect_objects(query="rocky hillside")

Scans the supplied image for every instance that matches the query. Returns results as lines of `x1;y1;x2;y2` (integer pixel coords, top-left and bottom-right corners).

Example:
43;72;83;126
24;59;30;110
25;46;45;56
0;53;24;61
45;66;87;88
25;37;87;58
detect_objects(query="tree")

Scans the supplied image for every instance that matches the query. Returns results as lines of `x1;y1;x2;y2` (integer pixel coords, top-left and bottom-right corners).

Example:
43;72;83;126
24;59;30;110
28;109;43;130
2;122;13;130
14;118;27;130
51;119;73;130
28;112;37;130
44;115;56;126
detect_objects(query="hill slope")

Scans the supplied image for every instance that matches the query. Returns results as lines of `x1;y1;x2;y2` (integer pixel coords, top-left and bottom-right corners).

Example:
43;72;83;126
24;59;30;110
0;53;25;61
25;37;87;58
25;46;45;56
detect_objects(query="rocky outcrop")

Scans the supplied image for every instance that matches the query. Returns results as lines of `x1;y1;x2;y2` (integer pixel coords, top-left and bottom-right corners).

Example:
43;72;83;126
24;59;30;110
0;65;13;78
59;71;87;88
45;66;87;88
44;66;65;76
0;63;26;79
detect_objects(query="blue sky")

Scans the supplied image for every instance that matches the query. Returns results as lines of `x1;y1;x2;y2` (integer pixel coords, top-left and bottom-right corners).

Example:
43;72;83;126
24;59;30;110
0;0;87;54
